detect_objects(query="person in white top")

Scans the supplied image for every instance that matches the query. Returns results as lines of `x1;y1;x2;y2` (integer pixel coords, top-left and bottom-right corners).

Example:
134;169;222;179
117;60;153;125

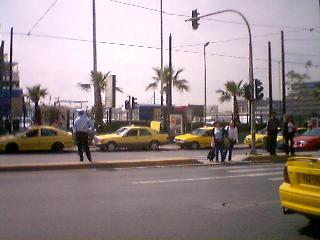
224;120;238;161
74;109;94;162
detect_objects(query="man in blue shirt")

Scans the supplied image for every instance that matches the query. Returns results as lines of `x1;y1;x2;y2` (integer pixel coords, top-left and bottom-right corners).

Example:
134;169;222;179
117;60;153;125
74;109;94;162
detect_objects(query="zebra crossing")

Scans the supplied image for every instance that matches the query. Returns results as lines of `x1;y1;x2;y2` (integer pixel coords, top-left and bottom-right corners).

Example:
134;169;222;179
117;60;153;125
210;163;285;182
132;163;285;185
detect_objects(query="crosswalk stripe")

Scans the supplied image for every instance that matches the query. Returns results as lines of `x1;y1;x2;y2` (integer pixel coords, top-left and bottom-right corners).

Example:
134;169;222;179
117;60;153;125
228;167;284;173
132;171;283;185
268;177;283;181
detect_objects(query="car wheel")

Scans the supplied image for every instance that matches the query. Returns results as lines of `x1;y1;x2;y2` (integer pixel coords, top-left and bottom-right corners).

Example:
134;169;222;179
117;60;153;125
191;142;199;150
5;143;19;153
150;141;160;151
51;142;64;152
107;142;117;152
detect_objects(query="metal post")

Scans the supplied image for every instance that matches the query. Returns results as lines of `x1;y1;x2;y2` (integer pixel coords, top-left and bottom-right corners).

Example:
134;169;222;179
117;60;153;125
9;27;13;133
281;31;286;116
186;9;256;154
203;42;210;124
268;41;273;116
160;0;164;131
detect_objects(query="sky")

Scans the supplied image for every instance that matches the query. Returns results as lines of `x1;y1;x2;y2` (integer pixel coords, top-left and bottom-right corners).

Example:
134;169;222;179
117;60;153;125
1;0;320;111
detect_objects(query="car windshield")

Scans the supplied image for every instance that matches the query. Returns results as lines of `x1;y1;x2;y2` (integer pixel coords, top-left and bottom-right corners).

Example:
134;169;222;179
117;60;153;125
115;127;129;136
191;129;206;136
257;128;267;134
302;128;320;136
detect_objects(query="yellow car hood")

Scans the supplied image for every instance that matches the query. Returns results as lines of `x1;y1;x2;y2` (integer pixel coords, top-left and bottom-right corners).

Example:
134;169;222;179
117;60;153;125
0;135;17;143
96;133;121;139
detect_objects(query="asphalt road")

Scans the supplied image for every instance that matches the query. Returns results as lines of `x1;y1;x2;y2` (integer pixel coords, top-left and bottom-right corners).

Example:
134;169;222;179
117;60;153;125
0;163;318;239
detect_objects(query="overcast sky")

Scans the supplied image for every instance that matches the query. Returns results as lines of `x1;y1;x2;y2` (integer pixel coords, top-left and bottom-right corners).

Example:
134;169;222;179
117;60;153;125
1;0;320;111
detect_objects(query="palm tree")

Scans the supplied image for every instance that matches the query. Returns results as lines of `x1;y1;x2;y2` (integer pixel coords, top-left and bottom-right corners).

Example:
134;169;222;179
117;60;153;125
78;71;123;130
146;66;190;101
216;80;243;124
26;84;48;125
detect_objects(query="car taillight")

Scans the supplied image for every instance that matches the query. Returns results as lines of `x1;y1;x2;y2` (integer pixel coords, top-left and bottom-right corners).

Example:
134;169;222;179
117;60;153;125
283;166;291;184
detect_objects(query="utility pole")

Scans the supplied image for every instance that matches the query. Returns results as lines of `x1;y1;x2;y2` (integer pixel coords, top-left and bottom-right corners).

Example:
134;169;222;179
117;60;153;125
268;41;273;116
8;27;13;133
160;0;164;132
203;42;210;124
281;31;286;117
167;34;173;137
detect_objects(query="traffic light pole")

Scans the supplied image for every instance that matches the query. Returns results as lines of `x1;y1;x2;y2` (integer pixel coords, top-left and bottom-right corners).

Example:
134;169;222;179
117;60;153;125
186;9;257;154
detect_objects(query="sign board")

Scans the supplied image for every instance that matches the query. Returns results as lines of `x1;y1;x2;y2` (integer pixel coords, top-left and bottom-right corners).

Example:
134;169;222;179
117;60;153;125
105;75;116;108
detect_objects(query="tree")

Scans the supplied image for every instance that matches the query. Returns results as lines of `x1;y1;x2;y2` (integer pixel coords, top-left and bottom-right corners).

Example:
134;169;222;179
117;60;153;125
26;84;48;125
78;71;123;130
216;80;243;124
146;66;190;97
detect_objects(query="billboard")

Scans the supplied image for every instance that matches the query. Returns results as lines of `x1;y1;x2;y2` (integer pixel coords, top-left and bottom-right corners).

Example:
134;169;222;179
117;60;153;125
105;75;116;108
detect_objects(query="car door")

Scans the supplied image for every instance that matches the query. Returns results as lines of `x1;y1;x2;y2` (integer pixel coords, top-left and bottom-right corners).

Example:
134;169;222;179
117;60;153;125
123;129;139;149
39;128;58;150
199;129;213;148
138;128;153;148
19;129;40;151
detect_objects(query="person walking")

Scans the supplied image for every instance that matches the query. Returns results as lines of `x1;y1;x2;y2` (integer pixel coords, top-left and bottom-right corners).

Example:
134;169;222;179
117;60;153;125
267;111;281;156
283;115;296;156
224;120;239;161
213;121;226;163
74;109;94;162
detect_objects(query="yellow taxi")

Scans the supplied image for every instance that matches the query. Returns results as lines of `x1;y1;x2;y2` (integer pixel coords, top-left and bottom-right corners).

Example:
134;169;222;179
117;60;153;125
0;126;74;153
173;126;214;150
94;125;169;151
279;157;320;222
243;128;267;148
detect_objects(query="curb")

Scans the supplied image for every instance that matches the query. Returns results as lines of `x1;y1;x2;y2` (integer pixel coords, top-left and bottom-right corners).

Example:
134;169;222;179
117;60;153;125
0;158;201;172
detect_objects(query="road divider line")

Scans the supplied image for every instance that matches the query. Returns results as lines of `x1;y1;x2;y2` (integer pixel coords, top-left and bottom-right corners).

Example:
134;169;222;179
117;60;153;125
132;171;283;185
228;167;284;173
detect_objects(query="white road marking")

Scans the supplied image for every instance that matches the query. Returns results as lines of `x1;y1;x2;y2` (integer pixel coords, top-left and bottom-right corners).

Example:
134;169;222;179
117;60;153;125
132;171;283;185
228;167;284;173
268;177;283;181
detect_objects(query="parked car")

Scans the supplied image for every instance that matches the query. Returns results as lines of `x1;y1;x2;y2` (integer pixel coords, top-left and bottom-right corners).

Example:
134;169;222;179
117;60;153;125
279;156;320;222
294;128;320;151
94;125;169;151
173;126;214;150
0;126;74;153
243;128;268;148
277;127;308;150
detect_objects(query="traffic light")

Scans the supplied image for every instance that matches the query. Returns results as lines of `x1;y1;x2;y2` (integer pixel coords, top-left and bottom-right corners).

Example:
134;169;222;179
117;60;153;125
255;79;264;100
243;83;253;101
191;9;200;30
131;97;138;109
124;100;130;110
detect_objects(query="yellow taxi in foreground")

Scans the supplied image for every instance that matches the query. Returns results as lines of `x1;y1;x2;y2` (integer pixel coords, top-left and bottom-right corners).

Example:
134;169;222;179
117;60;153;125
0;126;74;153
243;128;267;148
279;157;320;222
174;126;214;150
94;125;169;151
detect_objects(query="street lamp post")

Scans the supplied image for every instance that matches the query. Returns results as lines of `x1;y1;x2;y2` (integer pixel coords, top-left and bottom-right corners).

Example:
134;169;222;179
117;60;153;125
203;42;210;124
186;9;256;154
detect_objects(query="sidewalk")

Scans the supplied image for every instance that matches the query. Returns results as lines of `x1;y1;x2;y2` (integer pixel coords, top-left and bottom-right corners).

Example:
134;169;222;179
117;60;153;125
0;144;318;172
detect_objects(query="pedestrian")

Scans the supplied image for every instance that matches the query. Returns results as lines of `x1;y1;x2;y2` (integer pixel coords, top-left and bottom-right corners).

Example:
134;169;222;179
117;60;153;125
283;115;296;156
224;120;239;161
74;109;94;162
213;121;226;162
267;111;281;156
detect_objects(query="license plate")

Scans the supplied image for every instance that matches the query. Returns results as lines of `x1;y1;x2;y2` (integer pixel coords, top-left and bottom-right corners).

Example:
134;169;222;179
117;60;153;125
301;174;320;186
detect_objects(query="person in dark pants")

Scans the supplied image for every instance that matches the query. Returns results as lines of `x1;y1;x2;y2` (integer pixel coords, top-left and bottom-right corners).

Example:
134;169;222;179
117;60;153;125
213;121;225;163
224;120;239;161
74;109;94;162
283;115;296;156
267;111;281;156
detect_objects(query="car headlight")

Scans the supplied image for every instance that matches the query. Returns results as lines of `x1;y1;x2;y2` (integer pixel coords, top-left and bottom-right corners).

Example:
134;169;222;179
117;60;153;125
298;140;306;145
94;137;103;145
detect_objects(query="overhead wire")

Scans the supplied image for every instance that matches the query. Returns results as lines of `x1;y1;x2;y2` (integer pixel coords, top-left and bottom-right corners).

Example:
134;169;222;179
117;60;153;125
27;0;59;35
8;31;320;68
